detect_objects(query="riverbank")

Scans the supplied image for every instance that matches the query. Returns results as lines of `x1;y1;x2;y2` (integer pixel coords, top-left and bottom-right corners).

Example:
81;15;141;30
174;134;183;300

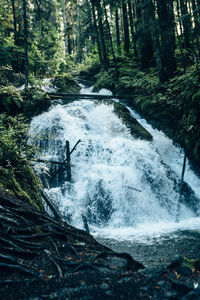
1;189;200;299
79;60;200;173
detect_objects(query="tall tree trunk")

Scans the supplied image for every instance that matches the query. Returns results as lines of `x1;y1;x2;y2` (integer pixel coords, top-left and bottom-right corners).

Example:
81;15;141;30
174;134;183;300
23;0;29;87
149;0;165;83
168;0;176;53
90;1;103;64
175;19;186;72
135;0;153;67
67;35;72;55
127;0;137;56
157;0;176;78
176;0;183;36
102;0;116;62
11;0;18;45
63;0;68;58
122;0;130;54
191;0;200;57
180;0;191;48
95;0;109;68
115;9;121;55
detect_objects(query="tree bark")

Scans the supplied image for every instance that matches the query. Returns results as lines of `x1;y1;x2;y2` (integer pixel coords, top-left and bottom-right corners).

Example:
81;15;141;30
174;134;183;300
191;0;200;57
11;0;18;45
157;0;176;78
127;0;137;56
63;0;68;58
102;0;116;62
179;0;191;48
122;0;130;54
135;0;153;67
115;9;121;55
149;0;165;83
90;1;103;64
94;0;109;68
23;0;29;87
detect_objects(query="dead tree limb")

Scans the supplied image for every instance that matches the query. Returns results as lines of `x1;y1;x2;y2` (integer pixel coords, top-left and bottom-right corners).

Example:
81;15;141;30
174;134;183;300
40;189;63;223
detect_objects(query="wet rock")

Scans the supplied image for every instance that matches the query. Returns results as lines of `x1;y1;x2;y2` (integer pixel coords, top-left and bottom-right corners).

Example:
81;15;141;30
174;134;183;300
167;257;184;270
21;87;51;119
86;180;113;226
113;102;153;141
176;266;193;277
182;289;200;300
170;279;193;297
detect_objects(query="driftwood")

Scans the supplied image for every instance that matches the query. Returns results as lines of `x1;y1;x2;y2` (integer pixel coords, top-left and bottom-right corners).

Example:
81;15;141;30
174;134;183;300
176;152;187;222
40;188;63;223
65;140;71;182
49;139;81;184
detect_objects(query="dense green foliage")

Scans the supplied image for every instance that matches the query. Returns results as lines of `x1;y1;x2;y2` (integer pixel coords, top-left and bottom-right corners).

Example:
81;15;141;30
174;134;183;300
0;114;43;210
1;0;200;82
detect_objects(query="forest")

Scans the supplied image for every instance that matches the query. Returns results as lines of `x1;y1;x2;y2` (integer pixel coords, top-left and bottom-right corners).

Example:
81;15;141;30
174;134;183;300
0;0;200;82
0;0;200;299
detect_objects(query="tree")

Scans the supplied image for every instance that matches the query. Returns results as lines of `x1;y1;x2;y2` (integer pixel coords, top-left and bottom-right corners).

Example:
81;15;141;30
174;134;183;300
122;0;130;54
157;0;176;78
23;0;29;86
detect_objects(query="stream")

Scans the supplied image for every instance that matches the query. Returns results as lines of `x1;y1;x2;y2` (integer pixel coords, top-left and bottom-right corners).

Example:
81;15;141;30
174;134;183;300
29;84;200;268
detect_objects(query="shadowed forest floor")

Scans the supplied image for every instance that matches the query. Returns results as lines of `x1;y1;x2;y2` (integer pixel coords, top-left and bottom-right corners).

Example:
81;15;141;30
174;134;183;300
0;189;200;299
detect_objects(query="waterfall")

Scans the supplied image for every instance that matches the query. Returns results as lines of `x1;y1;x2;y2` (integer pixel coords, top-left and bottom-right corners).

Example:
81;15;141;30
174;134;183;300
29;85;200;241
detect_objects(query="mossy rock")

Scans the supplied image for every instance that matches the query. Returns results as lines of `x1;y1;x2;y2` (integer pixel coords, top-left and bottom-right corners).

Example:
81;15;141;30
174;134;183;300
93;71;115;92
50;74;81;93
0;85;23;115
113;102;152;141
193;141;200;163
21;87;51;119
79;62;101;81
0;164;44;211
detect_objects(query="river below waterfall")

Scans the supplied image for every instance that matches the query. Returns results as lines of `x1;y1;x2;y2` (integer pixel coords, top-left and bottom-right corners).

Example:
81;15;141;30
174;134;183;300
29;84;200;268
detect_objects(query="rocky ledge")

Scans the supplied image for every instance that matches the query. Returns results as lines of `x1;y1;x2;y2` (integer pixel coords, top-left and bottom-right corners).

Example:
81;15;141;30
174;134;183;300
0;190;200;299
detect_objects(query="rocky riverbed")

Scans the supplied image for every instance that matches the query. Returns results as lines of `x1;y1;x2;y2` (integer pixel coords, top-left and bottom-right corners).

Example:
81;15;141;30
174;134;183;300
97;229;200;269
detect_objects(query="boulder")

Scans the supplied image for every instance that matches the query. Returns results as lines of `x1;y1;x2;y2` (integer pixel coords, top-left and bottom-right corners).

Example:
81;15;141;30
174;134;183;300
113;101;153;141
50;74;81;93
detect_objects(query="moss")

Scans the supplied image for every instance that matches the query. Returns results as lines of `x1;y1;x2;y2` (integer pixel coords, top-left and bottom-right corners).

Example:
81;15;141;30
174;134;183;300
182;257;200;271
0;85;23;115
0;113;44;211
93;71;115;92
0;163;44;211
193;141;200;163
50;73;81;93
79;61;101;81
113;102;152;141
21;87;51;119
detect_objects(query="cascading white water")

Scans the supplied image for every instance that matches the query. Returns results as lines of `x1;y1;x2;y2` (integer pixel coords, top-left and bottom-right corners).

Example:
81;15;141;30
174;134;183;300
29;85;200;242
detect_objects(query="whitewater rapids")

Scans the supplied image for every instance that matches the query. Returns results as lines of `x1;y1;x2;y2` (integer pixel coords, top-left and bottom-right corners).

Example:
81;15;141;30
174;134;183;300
29;85;200;242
